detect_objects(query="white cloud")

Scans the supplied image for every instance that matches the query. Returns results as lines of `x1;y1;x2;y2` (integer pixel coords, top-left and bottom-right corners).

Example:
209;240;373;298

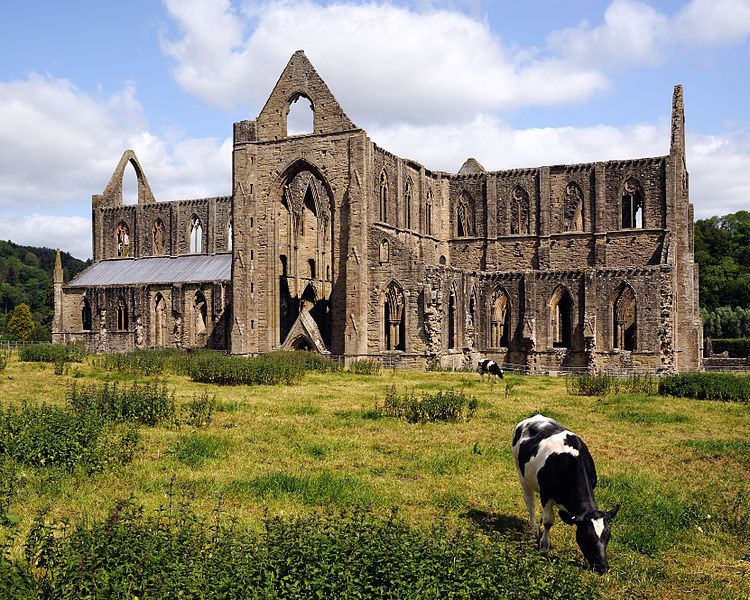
0;74;231;208
0;214;92;259
549;0;750;70
161;0;608;121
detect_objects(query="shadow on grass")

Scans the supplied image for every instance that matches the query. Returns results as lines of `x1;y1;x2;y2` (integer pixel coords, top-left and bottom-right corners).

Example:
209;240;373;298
463;508;527;540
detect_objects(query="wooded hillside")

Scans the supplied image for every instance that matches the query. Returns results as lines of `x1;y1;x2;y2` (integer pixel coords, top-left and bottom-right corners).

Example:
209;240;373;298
0;240;89;340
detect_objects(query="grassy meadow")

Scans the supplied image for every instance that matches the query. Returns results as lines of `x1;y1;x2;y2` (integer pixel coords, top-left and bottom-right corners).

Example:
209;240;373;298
1;351;749;598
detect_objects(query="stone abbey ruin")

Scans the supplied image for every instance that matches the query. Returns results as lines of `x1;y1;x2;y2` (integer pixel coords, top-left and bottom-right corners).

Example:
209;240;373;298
53;51;702;372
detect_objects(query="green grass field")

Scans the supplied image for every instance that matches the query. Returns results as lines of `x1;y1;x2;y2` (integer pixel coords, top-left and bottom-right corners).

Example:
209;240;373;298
1;353;749;598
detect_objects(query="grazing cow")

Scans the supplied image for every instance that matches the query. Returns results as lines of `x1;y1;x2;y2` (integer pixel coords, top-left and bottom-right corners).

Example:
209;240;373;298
511;414;619;574
478;358;504;381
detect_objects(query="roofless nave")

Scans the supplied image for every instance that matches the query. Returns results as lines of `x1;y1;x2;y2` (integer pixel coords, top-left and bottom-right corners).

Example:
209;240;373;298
53;51;702;373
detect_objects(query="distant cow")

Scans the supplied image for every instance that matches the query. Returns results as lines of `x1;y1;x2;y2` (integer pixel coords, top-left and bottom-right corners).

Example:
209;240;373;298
478;359;504;380
511;414;619;574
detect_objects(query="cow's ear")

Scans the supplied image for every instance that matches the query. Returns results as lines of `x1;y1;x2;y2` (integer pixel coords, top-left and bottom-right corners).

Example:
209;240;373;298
559;510;577;525
605;504;620;522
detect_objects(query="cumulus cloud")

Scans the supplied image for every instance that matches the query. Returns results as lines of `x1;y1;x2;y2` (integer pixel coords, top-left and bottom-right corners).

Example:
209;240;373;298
549;0;750;69
161;0;608;121
0;74;231;208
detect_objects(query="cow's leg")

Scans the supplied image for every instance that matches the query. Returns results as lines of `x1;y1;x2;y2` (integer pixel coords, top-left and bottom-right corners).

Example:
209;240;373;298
522;486;539;538
539;500;555;555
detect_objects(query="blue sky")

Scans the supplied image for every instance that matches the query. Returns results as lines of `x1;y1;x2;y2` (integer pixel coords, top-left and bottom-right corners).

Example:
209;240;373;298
1;0;749;258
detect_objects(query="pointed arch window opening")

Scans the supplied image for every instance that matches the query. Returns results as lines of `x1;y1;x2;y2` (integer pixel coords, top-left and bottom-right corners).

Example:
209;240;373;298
425;189;433;236
551;287;573;349
511;186;529;235
613;286;637;351
379;171;388;223
564;182;584;232
404;180;412;230
154;293;167;347
227;219;233;251
384;282;405;351
622;178;644;229
116;222;130;257
490;290;511;348
448;290;457;350
152;218;166;256
122;161;138;205
115;298;128;331
194;291;208;337
287;93;314;136
379;239;389;264
189;215;203;254
457;192;474;237
81;298;92;331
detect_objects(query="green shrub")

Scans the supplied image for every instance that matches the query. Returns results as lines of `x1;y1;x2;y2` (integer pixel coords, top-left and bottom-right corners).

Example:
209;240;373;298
348;359;381;375
188;351;340;386
708;338;750;358
67;380;177;426
567;373;618;396
19;343;86;363
11;500;600;599
659;372;750;402
0;351;9;372
94;348;195;376
377;385;478;423
0;402;139;473
183;391;216;428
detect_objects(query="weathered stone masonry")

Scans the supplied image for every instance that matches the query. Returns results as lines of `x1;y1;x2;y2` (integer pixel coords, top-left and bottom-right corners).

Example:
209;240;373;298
54;51;702;372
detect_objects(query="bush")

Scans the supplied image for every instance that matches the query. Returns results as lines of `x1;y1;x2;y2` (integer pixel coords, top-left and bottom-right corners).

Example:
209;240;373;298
183;391;216;428
348;359;381;375
568;374;657;396
94;348;193;376
188;351;340;386
708;338;750;358
0;351;9;372
659;372;750;403
0;402;139;473
9;500;600;599
377;385;478;423
19;343;86;363
567;373;618;396
67;380;177;426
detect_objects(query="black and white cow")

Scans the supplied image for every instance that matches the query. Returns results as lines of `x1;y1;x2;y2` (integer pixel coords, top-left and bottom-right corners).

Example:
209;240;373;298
511;414;619;574
478;358;504;381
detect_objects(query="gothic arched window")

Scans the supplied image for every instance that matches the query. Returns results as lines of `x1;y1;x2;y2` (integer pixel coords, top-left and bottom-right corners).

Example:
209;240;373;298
621;178;644;229
550;286;573;348
564;182;584;232
115;297;128;331
81;298;92;331
152;218;165;255
490;287;511;348
379;171;388;223
425;188;433;236
511;186;529;235
116;221;130;257
384;281;405;351
189;215;203;254
404;179;413;230
613;284;637;351
457;191;474;237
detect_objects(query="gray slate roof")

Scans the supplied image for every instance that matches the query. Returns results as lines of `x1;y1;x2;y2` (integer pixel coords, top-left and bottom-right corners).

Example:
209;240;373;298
68;254;231;287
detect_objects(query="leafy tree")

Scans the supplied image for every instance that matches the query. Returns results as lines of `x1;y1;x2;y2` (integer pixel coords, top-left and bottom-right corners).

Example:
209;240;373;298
5;303;35;341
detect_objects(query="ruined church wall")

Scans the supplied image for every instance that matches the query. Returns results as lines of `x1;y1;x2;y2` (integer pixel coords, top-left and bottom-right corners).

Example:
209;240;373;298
94;197;232;261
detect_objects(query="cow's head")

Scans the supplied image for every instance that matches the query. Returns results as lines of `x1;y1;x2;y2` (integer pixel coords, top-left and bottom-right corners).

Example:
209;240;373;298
559;505;620;574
